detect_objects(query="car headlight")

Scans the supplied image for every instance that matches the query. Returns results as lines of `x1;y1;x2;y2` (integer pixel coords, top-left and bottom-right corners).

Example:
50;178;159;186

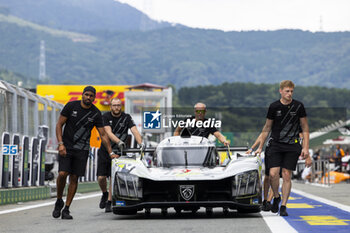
114;172;142;199
232;170;258;197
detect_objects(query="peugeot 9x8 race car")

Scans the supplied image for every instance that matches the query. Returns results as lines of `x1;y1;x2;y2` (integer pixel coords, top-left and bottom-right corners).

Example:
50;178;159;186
111;131;262;216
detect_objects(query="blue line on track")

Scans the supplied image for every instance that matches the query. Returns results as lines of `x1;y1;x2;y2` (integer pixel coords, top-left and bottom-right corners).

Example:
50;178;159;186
282;191;350;233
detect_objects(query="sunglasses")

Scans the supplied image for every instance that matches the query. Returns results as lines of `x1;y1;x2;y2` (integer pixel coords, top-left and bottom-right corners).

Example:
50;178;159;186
195;110;206;114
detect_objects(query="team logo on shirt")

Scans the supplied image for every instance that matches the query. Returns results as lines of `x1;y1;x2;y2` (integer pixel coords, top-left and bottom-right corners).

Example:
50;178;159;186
109;120;113;125
199;128;206;133
276;110;282;117
88;117;94;122
72;111;77;117
143;110;161;129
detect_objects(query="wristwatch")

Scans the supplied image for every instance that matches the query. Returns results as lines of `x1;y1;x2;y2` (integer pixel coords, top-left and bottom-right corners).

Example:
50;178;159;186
109;152;116;157
58;141;64;145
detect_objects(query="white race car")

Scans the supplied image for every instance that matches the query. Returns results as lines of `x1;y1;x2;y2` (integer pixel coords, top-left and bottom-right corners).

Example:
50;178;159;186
111;131;262;215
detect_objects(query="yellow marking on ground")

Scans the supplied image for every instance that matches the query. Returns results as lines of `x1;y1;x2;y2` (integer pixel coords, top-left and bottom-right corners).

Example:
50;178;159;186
300;216;350;225
287;203;317;208
288;196;302;200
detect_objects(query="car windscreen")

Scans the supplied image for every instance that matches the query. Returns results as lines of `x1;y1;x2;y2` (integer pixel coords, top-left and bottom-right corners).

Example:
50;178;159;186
156;146;217;167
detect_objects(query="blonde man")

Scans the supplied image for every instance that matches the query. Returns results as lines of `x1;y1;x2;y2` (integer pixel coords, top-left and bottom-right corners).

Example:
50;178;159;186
249;80;311;216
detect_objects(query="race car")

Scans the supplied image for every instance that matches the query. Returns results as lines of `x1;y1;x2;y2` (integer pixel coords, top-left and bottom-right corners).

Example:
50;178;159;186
111;130;262;216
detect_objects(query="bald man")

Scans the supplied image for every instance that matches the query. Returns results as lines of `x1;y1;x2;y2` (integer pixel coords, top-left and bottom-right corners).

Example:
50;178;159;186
174;102;229;146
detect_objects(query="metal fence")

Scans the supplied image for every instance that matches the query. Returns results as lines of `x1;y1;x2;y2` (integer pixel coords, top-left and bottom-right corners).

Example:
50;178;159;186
295;159;331;185
0;80;64;188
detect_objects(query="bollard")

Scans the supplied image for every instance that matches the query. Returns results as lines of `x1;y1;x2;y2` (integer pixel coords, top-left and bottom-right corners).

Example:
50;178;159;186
30;138;39;186
1;132;11;188
19;136;30;187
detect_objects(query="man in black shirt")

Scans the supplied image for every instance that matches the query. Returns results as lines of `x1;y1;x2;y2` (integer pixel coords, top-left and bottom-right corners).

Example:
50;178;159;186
97;98;144;212
52;86;118;220
249;80;311;216
174;102;229;146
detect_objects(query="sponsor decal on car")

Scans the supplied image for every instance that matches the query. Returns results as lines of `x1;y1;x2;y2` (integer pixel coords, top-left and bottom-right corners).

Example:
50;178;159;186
115;201;126;206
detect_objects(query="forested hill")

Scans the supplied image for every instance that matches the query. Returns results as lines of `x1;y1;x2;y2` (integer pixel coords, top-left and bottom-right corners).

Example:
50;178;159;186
0;0;349;88
177;82;350;108
175;82;350;136
1;19;349;88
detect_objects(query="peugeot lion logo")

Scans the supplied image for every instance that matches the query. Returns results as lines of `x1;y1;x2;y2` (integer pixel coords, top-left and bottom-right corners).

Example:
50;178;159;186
179;185;195;201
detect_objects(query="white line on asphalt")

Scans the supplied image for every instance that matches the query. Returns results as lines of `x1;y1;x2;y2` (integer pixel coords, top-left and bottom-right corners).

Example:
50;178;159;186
292;188;350;213
0;193;100;215
261;211;298;233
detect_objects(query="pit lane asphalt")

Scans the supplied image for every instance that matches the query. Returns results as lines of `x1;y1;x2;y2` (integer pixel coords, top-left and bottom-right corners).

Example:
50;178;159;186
0;192;271;233
2;181;349;233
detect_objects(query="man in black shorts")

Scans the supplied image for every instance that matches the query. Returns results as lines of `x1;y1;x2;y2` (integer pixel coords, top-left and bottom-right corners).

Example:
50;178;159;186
249;80;311;216
248;135;275;211
53;86;118;220
97;98;144;212
174;102;229;146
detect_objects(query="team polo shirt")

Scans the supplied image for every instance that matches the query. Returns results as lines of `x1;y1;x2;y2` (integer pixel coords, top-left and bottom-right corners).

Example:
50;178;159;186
61;100;103;151
267;99;307;144
100;112;136;153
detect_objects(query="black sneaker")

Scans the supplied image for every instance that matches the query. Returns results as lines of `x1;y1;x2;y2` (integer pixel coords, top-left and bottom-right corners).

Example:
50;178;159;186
52;199;64;218
279;205;288;216
105;201;112;213
61;209;73;220
99;192;108;209
262;200;272;211
271;195;281;213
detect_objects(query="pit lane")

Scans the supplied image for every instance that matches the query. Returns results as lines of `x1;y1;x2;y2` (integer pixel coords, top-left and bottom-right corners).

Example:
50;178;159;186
1;190;350;233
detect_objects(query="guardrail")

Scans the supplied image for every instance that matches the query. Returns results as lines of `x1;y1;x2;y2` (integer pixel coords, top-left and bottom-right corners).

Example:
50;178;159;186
310;160;331;185
295;159;331;185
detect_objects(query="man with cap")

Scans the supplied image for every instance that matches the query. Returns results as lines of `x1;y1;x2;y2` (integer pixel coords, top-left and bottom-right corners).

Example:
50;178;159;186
52;86;118;220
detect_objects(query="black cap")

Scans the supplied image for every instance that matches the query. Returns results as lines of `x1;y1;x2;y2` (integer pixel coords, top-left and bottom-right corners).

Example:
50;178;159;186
83;86;96;95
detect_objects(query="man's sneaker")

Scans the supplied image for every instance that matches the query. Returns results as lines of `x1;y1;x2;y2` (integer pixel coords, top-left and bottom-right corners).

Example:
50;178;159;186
262;200;272;211
279;205;288;216
271;195;281;213
105;201;112;213
99;192;108;209
52;199;64;218
61;209;73;220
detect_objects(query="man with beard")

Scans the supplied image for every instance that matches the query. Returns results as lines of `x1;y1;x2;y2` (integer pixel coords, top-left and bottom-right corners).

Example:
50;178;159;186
174;102;229;146
97;98;144;212
52;86;118;220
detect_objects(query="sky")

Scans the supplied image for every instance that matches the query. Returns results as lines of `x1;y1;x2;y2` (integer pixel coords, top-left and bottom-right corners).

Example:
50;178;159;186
116;0;350;32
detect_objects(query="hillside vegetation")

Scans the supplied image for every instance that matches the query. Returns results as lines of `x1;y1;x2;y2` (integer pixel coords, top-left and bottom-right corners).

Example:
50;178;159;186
0;0;349;89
